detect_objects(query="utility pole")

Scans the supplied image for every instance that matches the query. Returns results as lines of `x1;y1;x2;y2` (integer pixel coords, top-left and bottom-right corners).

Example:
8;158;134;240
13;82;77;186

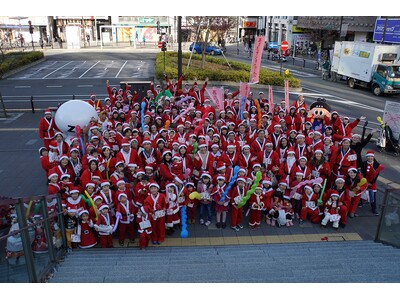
178;16;182;79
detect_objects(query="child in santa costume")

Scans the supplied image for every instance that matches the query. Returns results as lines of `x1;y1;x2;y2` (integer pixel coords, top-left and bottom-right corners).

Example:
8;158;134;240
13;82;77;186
89;195;103;222
248;185;266;229
321;193;341;229
141;183;167;245
211;175;230;229
64;208;78;252
229;177;247;231
116;193;136;246
165;183;180;235
94;205;114;248
197;172;214;226
185;181;198;224
282;197;294;227
47;172;61;195
63;187;87;215
299;185;321;224
40;147;57;177
267;191;284;227
77;210;97;249
361;150;384;216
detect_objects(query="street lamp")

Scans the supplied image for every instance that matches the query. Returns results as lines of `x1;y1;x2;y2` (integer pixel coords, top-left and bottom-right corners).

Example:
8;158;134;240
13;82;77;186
28;20;34;50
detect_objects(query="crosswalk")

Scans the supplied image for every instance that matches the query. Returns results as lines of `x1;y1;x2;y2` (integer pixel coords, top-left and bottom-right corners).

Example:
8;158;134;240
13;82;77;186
263;65;319;78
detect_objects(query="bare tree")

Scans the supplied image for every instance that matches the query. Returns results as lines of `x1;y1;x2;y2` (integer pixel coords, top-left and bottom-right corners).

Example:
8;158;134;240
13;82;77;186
186;16;236;69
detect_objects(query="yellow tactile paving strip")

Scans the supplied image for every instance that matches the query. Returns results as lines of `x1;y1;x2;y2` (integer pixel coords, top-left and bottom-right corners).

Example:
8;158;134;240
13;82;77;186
112;233;363;248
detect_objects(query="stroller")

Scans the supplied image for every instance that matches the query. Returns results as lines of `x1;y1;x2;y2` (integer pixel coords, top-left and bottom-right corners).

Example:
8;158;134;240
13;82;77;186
377;117;400;155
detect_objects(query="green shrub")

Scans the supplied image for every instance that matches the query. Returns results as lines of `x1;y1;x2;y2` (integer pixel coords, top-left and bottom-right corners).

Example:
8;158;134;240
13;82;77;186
0;51;44;77
156;52;301;88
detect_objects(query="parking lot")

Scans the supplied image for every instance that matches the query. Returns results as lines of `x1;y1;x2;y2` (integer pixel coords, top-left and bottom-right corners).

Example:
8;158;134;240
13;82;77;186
9;59;154;80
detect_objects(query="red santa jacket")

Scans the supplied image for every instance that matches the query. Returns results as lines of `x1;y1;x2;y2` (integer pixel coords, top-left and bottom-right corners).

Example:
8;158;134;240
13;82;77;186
332;147;357;177
141;193;167;220
39;117;55;140
256;150;280;174
228;185;248;208
116;201;135;224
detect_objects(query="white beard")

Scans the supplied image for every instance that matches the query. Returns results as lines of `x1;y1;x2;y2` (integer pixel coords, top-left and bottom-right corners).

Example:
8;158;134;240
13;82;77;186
287;156;296;170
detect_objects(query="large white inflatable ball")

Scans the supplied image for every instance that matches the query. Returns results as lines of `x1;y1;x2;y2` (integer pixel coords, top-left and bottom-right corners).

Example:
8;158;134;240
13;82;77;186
55;100;98;134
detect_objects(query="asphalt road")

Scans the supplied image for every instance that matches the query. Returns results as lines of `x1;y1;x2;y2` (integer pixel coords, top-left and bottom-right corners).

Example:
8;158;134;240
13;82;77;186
0;47;399;197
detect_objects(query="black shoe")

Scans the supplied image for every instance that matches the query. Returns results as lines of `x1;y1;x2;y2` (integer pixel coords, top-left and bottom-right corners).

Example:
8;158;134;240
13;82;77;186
216;222;221;228
221;222;227;229
339;223;346;228
372;210;380;216
358;203;363;208
119;241;124;246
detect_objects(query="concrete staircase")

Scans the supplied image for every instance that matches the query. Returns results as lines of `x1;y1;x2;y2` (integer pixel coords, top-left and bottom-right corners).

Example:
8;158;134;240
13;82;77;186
49;240;400;283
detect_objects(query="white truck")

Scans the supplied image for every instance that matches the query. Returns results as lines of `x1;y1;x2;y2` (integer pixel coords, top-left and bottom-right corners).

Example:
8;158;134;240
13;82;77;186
331;41;400;96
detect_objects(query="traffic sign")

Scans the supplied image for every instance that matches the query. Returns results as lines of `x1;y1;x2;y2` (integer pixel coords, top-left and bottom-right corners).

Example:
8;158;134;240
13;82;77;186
281;41;289;51
158;41;163;49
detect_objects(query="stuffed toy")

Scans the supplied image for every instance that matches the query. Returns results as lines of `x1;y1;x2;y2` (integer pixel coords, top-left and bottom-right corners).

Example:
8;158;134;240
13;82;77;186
307;98;331;133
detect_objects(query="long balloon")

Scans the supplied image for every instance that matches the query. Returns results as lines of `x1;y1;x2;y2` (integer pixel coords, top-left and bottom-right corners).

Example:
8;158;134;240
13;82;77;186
141;102;146;132
289;177;323;198
113;214;121;233
180;206;188;238
237;171;262;208
254;99;262;129
220;166;240;203
84;190;98;220
240;96;245;120
172;103;194;124
317;179;327;206
189;191;201;200
75;125;85;155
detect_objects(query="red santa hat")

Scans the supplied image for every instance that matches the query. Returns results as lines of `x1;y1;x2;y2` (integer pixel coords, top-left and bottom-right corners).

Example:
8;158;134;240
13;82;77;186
335;177;345;183
304;185;313;191
227;143;236;149
99;204;109;211
79;210;89;217
44;109;52;115
85;182;96;188
142;138;152;145
60;173;70;180
49;140;58;150
116;179;125;186
255;185;263;190
68;186;79;194
236;176;247;183
201;172;212;180
93;195;103;202
299;156;308;162
102;145;111;151
100;180;110;187
313;130;322;136
185;181;195;187
295;172;304;177
178;143;187;149
67;208;77;213
287;147;295;154
216;175;226;181
216;161;226;171
330;193;340;198
262;176;272;185
366;150;375;157
253;163;261;169
174;174;184;185
314;149;324;155
127;163;137;168
173;153;182;160
348;167;358;173
342;136;351;142
149;182;160;189
118;193;128;201
162;149;172;157
145;165;154;170
278;179;288;187
198;141;207;148
59;154;69;161
296;133;305;139
121;139;130;147
54;132;63;138
115;160;125;167
47;172;58;180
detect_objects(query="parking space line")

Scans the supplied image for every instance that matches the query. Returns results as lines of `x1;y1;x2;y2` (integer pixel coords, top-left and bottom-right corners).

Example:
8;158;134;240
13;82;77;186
79;61;100;78
42;61;73;79
115;60;128;78
15;86;31;88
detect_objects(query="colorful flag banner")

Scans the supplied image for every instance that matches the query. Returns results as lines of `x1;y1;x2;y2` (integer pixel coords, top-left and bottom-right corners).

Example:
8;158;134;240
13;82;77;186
206;87;225;111
250;35;266;84
284;80;290;112
268;85;274;114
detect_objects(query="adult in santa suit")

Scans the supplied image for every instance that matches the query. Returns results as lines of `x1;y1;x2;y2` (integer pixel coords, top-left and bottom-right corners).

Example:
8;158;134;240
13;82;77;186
309;149;331;182
277;147;297;185
248;185;266;229
291;94;308;112
51;154;75;182
345;168;368;217
324;177;350;228
47;172;61;195
49;132;69;155
361;150;384;216
250;129;267;156
193;141;214;180
269;123;284;150
165;74;185;96
158;150;175;192
116;139;140;171
256;141;280;176
178;144;193;177
293;156;312;182
80;158;103;188
293;133;312;161
331;137;357;179
189;79;208;106
310;131;324;154
284;106;297;131
294;107;308;133
299;185;321;224
140;183;167;245
137;138;158;170
322;137;338;171
237;144;256;175
38;109;55;149
116;193;136;246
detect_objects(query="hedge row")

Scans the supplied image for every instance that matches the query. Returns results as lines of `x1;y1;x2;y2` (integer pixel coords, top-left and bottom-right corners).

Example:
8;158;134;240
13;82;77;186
0;51;44;78
155;52;301;88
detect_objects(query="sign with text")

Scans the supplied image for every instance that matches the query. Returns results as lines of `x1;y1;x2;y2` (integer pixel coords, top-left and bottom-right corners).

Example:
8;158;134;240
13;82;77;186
373;19;400;44
206;87;225;111
244;22;256;28
250;35;266;84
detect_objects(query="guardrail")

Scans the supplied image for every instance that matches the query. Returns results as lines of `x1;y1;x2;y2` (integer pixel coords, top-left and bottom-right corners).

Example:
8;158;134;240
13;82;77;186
375;189;400;248
0;194;66;283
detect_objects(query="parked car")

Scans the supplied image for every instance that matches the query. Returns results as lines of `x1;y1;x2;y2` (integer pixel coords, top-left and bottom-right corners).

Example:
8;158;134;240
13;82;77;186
189;42;222;55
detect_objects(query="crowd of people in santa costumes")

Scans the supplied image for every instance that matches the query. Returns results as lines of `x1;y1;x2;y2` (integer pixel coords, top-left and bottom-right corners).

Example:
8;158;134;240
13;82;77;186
38;74;385;250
